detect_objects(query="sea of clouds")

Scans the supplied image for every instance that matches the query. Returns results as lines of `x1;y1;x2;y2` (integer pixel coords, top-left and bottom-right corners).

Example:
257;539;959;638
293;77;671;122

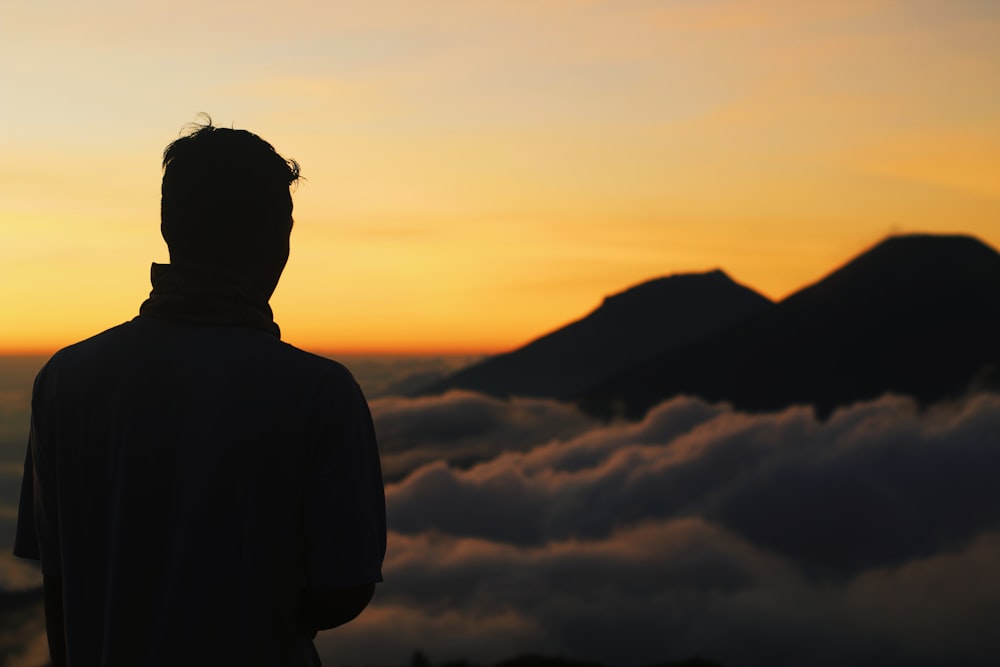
319;390;1000;667
3;359;999;666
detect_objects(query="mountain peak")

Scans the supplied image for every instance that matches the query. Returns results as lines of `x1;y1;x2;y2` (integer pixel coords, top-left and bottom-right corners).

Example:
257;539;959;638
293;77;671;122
781;232;1000;309
850;232;998;268
599;270;734;309
876;232;992;249
581;233;1000;419
421;269;771;399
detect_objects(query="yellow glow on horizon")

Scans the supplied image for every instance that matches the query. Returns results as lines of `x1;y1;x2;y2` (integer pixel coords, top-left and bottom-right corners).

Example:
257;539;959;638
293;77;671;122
2;0;999;355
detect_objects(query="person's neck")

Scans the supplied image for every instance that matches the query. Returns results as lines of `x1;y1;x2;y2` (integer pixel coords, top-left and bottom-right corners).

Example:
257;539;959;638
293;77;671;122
138;262;281;338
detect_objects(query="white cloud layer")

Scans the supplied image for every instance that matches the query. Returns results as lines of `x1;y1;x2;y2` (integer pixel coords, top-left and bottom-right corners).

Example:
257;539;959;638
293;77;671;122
371;390;597;481
319;391;1000;666
4;391;999;666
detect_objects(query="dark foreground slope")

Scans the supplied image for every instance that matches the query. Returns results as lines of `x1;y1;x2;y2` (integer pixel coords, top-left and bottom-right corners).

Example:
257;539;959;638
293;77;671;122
579;234;1000;419
423;271;771;399
493;656;722;667
407;652;722;667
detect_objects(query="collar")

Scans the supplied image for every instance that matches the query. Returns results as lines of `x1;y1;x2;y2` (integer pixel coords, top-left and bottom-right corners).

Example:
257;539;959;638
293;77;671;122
138;262;280;338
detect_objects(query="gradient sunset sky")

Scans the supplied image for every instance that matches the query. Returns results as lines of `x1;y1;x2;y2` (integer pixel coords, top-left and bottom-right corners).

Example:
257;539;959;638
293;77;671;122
2;0;999;354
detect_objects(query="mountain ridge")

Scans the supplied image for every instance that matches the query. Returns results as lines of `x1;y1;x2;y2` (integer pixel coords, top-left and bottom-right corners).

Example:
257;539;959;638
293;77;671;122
420;233;1000;419
421;269;773;399
578;233;1000;418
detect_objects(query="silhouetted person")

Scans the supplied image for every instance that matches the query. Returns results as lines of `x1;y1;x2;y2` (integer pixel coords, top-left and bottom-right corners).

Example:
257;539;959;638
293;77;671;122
14;119;386;666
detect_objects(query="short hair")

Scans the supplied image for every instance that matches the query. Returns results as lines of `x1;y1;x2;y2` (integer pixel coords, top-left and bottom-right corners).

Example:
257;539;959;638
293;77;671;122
160;116;301;262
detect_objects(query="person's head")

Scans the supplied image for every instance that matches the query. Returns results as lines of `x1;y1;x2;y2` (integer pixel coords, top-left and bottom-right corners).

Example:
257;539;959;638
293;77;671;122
160;117;301;297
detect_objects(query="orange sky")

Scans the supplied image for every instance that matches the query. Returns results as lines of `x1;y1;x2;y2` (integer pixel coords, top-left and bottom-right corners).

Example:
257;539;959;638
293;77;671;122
2;0;999;354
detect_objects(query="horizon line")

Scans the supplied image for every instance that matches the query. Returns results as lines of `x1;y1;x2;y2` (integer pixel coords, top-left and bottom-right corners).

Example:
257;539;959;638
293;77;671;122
0;347;498;358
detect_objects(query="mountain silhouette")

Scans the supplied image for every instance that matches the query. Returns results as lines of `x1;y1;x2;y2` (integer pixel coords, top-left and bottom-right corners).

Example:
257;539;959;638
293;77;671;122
578;234;1000;418
422;270;772;399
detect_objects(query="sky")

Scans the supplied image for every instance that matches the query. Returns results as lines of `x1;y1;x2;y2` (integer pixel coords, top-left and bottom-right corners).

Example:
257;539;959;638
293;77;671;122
2;0;999;354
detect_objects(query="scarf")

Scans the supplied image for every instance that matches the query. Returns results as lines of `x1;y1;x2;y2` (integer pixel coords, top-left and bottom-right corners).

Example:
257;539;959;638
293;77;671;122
139;263;280;338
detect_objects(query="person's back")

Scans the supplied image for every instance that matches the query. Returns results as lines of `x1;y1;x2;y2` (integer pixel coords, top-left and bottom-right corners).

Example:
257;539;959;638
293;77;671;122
14;119;385;666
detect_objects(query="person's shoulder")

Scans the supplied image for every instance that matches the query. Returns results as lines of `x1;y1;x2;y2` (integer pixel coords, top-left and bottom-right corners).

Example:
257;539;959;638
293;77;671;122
30;321;140;396
272;343;361;389
42;321;138;369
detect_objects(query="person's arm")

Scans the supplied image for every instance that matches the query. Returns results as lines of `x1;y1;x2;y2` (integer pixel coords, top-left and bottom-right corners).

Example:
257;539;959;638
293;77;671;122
301;582;375;632
16;369;67;666
43;575;68;667
302;371;386;632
